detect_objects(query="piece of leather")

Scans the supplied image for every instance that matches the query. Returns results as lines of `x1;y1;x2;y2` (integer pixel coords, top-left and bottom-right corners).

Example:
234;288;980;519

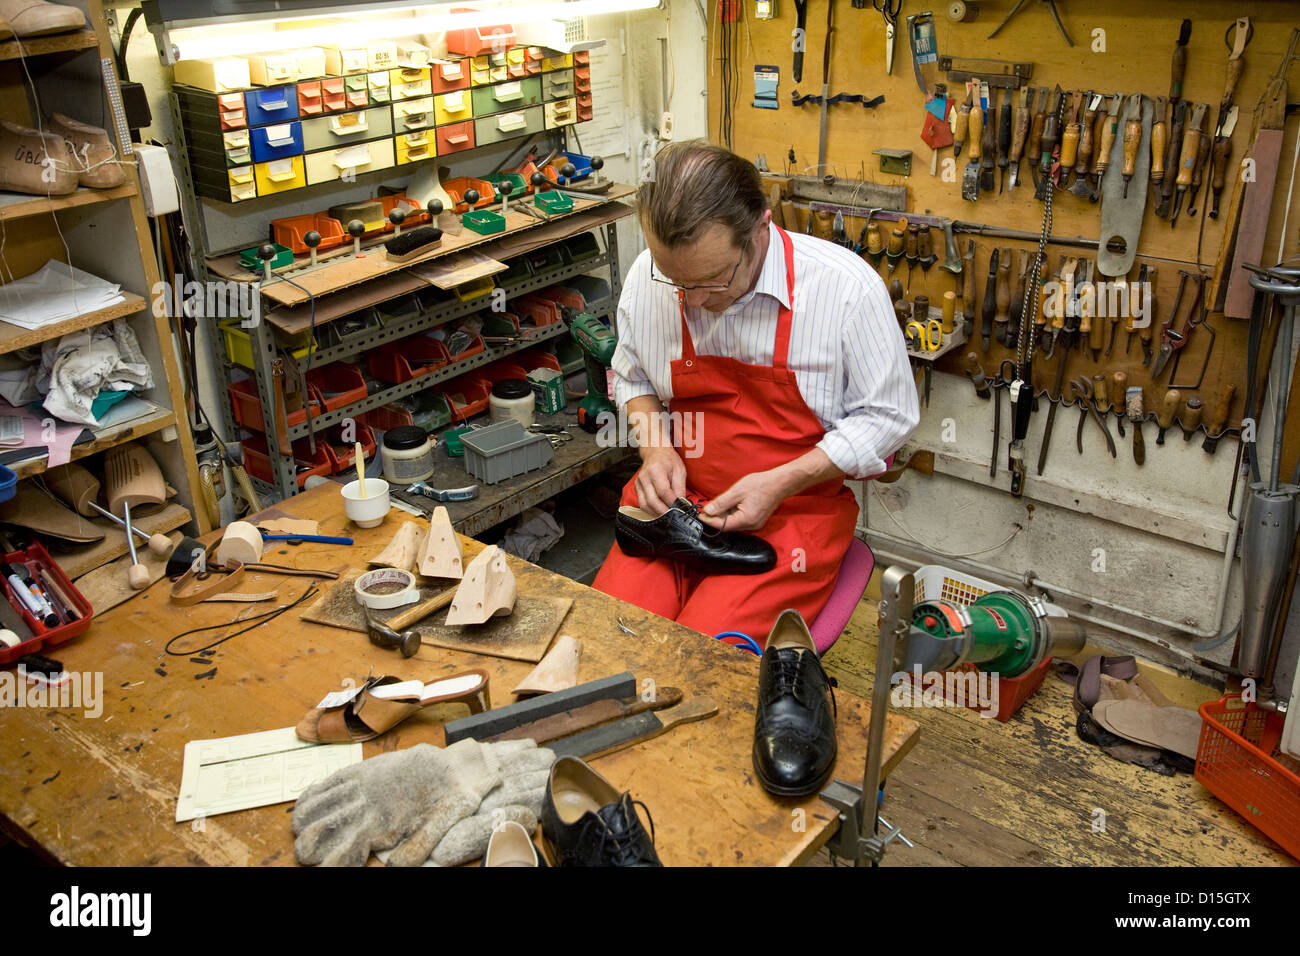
614;500;776;575
752;609;837;796
1076;710;1190;776
1092;698;1201;760
540;756;661;867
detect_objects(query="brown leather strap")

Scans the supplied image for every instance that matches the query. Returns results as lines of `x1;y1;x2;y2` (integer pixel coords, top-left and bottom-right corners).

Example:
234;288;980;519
170;563;247;605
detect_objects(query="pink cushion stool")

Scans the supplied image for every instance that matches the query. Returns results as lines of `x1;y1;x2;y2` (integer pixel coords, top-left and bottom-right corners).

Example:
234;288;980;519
810;536;875;654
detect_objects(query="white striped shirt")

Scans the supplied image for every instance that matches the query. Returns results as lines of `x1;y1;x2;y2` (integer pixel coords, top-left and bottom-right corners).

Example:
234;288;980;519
611;223;920;478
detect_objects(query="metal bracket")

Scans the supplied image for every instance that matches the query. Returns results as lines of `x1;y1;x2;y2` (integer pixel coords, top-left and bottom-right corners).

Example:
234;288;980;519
938;56;1033;89
873;148;913;176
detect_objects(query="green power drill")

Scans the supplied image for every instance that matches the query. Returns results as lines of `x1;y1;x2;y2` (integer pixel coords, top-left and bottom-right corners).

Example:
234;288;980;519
569;312;617;432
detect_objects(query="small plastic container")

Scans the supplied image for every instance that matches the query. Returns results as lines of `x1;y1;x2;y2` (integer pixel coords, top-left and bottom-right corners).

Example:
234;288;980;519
219;320;316;369
462;208;505;235
271;213;345;254
534;190;573;214
0;542;94;665
227;376;322;432
0;464;16;504
342;478;390;528
442;176;496;212
490;378;535;426
305;362;368;411
381;425;435;484
367;335;451;384
461;419;554;484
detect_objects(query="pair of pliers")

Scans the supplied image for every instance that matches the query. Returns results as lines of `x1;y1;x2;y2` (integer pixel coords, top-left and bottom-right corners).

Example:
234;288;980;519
905;318;943;352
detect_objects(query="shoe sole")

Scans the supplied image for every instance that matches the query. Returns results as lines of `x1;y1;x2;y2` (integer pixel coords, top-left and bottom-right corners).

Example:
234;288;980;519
752;748;838;798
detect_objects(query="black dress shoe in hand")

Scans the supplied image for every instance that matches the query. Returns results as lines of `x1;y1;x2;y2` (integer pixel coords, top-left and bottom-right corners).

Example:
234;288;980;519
752;609;838;797
615;497;776;575
541;756;663;866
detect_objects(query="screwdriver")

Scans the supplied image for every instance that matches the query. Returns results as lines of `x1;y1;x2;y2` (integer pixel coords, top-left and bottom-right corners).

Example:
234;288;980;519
1058;92;1082;185
1008;87;1030;189
1026;87;1047;190
1150;96;1169;191
1171;103;1206;225
1121;93;1142;197
1156;389;1181;444
997;92;1013;192
1091;95;1116;202
993;247;1011;345
952;86;972;158
1112;370;1128;438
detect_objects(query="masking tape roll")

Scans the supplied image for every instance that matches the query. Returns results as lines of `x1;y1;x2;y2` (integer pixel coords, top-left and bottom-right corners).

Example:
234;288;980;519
0;629;21;648
354;568;419;610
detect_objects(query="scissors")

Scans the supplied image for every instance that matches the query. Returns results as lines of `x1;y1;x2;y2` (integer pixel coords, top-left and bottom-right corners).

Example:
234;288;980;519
905;318;943;352
873;0;902;74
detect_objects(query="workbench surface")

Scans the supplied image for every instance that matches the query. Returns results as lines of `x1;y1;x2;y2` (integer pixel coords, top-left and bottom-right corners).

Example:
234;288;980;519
0;484;920;867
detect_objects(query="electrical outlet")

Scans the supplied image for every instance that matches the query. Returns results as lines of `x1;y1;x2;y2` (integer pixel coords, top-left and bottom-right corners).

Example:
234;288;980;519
658;110;674;141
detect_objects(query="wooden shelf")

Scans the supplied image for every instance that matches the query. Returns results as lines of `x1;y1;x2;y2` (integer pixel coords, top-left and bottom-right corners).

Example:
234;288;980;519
0;29;97;62
8;405;177;479
0;291;146;355
0;183;138;223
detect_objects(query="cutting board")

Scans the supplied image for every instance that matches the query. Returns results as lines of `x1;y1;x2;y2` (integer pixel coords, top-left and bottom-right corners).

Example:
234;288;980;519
300;568;571;663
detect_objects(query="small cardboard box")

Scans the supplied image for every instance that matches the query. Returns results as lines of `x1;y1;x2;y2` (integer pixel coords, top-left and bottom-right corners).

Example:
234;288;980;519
527;367;565;414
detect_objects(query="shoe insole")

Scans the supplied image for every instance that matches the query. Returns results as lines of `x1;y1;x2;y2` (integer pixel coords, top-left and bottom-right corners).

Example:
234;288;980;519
554;786;602;824
618;505;659;522
370;673;484;704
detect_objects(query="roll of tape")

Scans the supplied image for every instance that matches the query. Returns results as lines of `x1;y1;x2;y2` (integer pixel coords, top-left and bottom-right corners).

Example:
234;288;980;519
354;568;419;609
0;629;21;648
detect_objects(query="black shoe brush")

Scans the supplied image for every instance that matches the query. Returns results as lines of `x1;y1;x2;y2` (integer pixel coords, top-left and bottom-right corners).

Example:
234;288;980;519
385;226;443;262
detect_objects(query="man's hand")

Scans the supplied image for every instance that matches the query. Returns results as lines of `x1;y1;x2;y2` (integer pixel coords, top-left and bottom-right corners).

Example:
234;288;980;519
699;470;785;532
635;446;687;515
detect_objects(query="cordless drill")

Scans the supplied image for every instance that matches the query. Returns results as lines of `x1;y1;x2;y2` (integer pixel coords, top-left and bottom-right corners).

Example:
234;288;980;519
569;312;617;432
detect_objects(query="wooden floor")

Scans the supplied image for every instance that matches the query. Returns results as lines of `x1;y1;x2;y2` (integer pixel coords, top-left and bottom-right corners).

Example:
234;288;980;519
810;600;1297;867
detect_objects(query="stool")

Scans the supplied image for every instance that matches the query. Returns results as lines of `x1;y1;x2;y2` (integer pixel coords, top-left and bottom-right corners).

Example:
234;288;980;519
810;536;875;654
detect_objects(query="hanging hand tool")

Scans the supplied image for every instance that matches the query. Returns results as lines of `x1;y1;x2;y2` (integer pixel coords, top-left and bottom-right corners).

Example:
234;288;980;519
1201;383;1235;454
1046;256;1077;358
1138;265;1155;365
917;226;937;282
907;12;938;96
1073;376;1116;458
979;91;998;194
1127;387;1146;466
1058;91;1082;189
904;222;920;289
1152;270;1202;379
1104;272;1124;358
1208;107;1238;219
1167;277;1214;388
988;0;1072;46
952;91;971;160
861;219;885;267
874;0;901;75
965;352;992;399
1120;93;1142;198
1026;87;1047;190
1181;396;1203;440
963;97;983;201
1088;95;1114;202
1092;373;1110;433
1170;19;1192;111
886;224;906;277
1035;87;1062;201
942;291;957;334
1112;371;1128;438
890;278;909;323
815;0;836;174
1156;101;1185;218
993;247;1011;346
832;209;850;247
1169;103;1206;226
1035;344;1071;476
1155;389;1181;445
1186;125;1212;216
991;360;1017;478
980;247;999;352
1150;95;1168;193
962;240;977;335
792;0;810;83
1076;258;1095;360
1008;87;1030;189
1032;253;1050;353
997;91;1013;192
1008;249;1029;348
1070;93;1099;198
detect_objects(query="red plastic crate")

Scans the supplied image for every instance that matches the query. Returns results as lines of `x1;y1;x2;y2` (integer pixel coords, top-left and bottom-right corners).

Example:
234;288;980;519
535;284;586;313
325;423;377;473
364;403;415;431
305;362;367;411
481;360;527;385
519;348;562;373
446;331;486;364
512;294;564;332
272;213;345;255
227;376;323;432
241;433;333;489
446;15;514;56
1196;696;1300;859
902;656;1052;723
442;375;492;420
0;543;94;666
442;176;496;212
378;194;431;231
367;335;451;384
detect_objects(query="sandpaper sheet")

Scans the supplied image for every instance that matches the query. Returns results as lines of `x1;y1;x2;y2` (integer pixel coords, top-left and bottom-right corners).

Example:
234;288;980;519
300;567;570;663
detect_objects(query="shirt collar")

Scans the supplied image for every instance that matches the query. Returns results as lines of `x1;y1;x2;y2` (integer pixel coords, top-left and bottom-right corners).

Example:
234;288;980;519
735;222;790;311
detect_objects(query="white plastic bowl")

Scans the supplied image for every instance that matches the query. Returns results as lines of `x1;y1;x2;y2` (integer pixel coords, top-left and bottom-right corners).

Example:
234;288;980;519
341;478;391;528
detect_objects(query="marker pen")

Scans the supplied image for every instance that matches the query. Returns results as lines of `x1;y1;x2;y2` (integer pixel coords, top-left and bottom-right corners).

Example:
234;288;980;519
1;564;57;629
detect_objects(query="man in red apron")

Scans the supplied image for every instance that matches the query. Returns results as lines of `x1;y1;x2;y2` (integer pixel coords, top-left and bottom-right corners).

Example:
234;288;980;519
592;141;918;640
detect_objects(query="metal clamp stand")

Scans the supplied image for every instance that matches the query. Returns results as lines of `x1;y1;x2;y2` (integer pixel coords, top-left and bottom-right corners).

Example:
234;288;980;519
820;565;915;866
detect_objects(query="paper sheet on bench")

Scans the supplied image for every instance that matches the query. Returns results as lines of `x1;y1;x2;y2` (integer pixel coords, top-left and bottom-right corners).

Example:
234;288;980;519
175;726;361;822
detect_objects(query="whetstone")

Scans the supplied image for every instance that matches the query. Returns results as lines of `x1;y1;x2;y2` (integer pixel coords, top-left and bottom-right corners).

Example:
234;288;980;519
444;672;637;743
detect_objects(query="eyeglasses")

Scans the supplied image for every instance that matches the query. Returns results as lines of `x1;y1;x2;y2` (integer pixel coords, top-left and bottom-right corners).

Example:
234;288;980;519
649;239;751;293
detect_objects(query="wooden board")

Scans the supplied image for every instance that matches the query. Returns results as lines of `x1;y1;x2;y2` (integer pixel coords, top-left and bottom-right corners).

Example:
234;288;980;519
299;565;571;663
73;533;182;616
409;250;508;289
0;482;920;866
54;503;192;579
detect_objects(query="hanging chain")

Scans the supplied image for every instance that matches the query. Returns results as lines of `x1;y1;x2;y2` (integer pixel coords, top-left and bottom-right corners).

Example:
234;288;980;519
1015;94;1067;381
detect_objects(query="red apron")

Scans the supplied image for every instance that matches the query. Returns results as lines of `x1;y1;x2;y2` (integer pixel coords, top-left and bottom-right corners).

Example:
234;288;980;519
593;226;859;640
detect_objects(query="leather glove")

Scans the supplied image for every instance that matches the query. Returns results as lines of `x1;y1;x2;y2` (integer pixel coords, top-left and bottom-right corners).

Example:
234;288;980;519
428;739;556;867
292;739;499;867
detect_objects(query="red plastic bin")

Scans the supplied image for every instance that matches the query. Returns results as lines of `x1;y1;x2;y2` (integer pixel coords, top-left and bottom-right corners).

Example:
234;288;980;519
445;331;486;364
512;294;563;332
227;376;323;432
379;194;430;231
441;375;492;420
272;213;346;255
519;348;562;373
326;423;377;473
901;656;1052;723
442;176;496;212
446;15;514;56
241;433;333;489
367;335;451;384
305;362;367;411
0;542;94;666
1196;696;1300;859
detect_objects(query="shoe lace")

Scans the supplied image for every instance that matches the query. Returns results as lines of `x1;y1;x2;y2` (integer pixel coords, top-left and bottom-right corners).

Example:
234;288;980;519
593;797;657;865
673;497;727;536
770;649;837;719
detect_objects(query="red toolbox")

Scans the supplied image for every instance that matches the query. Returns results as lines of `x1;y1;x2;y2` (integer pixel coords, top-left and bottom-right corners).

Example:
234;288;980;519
227;375;324;432
0;542;94;666
367;335;451;383
305;362;367;411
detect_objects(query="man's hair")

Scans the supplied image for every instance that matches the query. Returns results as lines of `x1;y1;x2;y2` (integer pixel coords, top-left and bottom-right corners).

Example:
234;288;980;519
637;140;767;249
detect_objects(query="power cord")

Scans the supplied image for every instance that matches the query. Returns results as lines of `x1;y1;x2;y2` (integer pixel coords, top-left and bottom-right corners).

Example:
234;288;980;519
164;584;320;657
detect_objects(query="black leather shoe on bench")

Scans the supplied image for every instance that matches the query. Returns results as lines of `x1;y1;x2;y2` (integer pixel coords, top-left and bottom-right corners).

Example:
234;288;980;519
614;497;776;575
541;756;662;867
752;609;838;797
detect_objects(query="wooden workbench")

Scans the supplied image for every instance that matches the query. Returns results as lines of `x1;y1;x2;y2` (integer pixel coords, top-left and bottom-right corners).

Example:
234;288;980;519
0;483;919;866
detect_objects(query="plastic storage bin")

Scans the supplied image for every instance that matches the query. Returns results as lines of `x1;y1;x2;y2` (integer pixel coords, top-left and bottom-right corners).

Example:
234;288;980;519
272;213;345;255
367;335;451;383
305;362;368;411
1196;696;1300;859
442;375;492;420
460;419;554;484
0;464;15;503
219;319;316;368
0;542;94;666
227;376;322;432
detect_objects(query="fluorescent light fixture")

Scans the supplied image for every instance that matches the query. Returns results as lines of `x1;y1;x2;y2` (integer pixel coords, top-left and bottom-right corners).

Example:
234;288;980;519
168;0;659;61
